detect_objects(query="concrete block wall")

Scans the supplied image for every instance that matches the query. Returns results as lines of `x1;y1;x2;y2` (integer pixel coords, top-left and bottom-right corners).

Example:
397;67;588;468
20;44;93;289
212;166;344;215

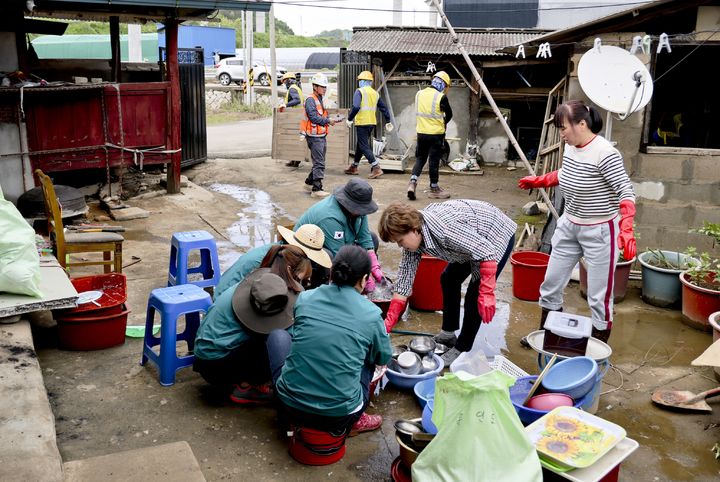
631;152;720;254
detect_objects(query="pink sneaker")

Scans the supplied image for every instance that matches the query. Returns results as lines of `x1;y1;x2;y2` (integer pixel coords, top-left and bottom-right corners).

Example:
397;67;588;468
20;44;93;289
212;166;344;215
349;413;382;436
229;383;273;405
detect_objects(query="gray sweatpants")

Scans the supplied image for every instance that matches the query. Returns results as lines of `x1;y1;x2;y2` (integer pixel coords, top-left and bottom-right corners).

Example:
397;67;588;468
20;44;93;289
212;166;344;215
539;215;619;330
305;135;327;191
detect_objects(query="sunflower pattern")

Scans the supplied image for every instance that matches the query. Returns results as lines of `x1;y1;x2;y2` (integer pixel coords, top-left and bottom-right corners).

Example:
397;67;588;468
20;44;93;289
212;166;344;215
533;414;619;467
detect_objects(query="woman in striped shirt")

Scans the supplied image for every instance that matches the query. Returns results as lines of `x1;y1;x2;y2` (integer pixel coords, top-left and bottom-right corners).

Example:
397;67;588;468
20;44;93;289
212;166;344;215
518;100;637;343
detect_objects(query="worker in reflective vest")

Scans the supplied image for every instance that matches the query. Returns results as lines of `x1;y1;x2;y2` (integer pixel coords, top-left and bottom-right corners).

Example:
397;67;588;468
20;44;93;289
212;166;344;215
344;71;394;179
408;71;453;201
301;73;337;198
279;72;304;111
280;72;306;168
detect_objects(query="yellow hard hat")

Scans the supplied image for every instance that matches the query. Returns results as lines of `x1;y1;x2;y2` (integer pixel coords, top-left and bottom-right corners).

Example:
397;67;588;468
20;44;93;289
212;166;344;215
281;72;295;81
357;71;373;82
433;71;450;86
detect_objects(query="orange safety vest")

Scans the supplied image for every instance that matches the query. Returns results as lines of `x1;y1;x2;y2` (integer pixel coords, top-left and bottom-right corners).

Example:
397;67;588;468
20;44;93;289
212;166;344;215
301;93;329;137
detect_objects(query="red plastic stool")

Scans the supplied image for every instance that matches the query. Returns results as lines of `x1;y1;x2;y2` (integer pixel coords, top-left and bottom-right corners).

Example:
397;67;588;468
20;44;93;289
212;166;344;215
288;427;347;466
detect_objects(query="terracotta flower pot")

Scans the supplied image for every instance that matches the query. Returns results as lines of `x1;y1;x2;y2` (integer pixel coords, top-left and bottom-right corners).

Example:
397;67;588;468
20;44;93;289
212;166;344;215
679;272;720;332
579;256;635;303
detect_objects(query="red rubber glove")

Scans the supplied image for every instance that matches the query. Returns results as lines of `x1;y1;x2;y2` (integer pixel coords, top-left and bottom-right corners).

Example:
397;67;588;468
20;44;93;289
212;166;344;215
518;170;560;190
384;298;406;333
364;275;376;293
478;261;497;323
368;250;384;282
617;199;637;261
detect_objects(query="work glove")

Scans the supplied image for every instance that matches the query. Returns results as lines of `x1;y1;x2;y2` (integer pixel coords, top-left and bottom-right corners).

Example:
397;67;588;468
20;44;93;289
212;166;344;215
368;251;384;282
365;275;376;293
385;122;394;133
384;298;407;333
478;260;497;323
617;199;637;261
278;103;286;112
518;170;560;190
346;119;353;128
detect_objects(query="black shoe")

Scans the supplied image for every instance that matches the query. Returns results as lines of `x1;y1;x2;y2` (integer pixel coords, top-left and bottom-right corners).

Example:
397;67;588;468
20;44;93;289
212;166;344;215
520;336;531;349
407;180;417;201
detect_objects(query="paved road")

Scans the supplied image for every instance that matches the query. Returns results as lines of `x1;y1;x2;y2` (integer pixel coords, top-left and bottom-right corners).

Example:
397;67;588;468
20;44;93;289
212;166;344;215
207;117;272;157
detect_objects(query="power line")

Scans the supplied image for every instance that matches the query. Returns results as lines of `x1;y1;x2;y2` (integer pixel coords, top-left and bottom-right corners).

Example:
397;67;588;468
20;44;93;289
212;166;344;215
271;0;653;14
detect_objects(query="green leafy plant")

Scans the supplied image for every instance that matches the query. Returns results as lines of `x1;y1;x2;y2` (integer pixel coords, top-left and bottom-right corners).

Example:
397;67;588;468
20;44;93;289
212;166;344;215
684;222;720;291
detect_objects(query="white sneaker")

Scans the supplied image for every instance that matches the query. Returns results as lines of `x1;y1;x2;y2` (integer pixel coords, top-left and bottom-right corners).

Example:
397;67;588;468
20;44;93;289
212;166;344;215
441;347;462;366
310;190;330;198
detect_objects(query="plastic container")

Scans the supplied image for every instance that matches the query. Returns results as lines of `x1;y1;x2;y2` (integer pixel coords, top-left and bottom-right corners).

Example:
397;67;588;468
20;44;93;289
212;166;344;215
510;376;588;425
413;377;436;408
58;273;127;317
56;304;130;350
525;330;612;414
409;256;448;311
421;399;438;434
526;393;574;411
543;311;592;357
510;251;550;301
541;356;598;400
386;354;445;390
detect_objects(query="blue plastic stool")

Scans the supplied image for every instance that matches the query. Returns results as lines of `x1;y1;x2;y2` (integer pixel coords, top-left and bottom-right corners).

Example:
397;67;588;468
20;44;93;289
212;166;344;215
168;230;220;288
141;284;212;386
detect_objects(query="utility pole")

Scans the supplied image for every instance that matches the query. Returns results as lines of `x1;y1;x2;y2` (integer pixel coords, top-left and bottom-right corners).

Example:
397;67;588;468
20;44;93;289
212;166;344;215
270;4;277;107
393;0;402;26
244;11;254;104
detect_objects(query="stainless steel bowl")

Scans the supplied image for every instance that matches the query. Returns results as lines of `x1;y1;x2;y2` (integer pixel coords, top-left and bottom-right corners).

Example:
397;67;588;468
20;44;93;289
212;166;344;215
409;336;437;356
397;351;422;375
420;355;438;373
392;344;409;359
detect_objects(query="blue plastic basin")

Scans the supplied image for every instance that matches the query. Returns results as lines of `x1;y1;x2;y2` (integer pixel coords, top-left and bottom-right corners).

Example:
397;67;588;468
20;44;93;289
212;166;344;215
386;354;444;390
413;378;436;408
541;356;598;400
510;376;588;425
421;399;438;434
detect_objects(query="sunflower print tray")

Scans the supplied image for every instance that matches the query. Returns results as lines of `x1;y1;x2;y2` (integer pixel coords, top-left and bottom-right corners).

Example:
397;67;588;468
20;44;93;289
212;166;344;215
525;406;626;469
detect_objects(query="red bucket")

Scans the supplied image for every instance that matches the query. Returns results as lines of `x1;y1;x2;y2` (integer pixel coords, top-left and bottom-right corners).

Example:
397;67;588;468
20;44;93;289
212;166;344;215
510;251;550;301
288;427;346;466
59;273;127;317
410;256;448;311
56;304;130;351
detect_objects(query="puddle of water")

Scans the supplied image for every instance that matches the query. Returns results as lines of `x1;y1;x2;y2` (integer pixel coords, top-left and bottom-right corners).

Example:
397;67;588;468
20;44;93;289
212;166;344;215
207;184;293;269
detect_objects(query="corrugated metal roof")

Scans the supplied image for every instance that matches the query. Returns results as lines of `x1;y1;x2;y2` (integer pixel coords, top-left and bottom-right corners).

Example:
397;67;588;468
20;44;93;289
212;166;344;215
349;27;548;57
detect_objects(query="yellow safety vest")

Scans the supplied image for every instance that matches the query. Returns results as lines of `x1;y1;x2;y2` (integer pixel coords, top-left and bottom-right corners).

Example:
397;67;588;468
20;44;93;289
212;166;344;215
354;86;379;126
415;87;446;135
284;84;304;107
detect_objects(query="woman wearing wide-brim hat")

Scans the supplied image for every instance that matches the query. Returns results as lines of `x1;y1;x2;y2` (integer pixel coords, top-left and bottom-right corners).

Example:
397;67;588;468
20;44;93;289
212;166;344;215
194;267;305;404
215;223;332;300
294;178;386;292
267;245;392;438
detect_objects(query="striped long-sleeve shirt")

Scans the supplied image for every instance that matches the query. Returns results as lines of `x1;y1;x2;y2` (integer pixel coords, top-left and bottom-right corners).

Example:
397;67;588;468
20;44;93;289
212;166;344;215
558;135;635;225
394;200;517;297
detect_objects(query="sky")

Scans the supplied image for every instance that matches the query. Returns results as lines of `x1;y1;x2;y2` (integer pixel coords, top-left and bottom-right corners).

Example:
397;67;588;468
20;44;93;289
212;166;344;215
273;0;437;37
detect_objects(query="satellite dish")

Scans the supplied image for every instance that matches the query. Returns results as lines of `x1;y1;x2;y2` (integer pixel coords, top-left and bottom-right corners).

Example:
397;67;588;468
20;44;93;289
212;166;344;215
578;45;653;120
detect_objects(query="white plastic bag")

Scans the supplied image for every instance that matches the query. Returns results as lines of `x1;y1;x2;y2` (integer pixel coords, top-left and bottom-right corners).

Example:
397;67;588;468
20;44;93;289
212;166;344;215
0;192;42;297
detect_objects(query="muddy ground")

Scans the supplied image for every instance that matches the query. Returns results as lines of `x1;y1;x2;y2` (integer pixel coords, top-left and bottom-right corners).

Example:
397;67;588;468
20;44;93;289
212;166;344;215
36;158;720;481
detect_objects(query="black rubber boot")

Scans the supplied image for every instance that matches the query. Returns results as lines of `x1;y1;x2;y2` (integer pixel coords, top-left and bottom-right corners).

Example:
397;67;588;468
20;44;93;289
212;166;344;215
539;307;562;330
520;307;562;349
591;326;611;344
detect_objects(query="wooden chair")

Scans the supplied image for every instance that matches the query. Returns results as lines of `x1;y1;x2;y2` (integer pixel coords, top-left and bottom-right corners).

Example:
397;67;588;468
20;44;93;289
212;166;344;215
35;169;124;273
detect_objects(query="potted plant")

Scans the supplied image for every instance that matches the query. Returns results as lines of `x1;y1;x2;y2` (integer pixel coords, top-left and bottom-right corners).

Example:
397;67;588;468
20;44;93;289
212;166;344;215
579;251;635;303
679;222;720;331
638;249;698;308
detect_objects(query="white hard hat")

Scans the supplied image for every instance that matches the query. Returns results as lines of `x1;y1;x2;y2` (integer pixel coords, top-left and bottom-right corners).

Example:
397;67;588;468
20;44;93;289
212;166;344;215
310;73;328;87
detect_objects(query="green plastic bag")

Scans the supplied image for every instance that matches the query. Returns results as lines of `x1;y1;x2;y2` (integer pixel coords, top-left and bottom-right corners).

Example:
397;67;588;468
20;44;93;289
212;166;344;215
0;191;42;297
412;371;542;482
